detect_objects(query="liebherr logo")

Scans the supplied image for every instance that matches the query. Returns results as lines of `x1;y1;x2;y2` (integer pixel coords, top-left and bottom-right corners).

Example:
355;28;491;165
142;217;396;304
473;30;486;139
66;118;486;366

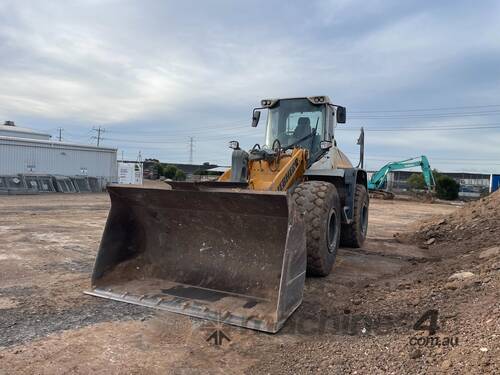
278;158;299;191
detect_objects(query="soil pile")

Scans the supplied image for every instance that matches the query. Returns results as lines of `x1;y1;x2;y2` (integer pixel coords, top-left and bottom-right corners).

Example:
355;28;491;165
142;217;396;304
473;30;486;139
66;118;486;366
397;190;500;254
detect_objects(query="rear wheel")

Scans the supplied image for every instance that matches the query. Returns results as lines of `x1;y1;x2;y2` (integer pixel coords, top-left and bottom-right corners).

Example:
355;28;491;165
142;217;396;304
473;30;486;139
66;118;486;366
292;181;341;277
341;184;369;247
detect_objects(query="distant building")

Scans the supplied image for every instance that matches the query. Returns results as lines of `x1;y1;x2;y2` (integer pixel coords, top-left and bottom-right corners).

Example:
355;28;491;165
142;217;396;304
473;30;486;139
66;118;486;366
489;174;500;193
373;170;495;198
0;121;51;140
170;162;219;180
0;121;117;184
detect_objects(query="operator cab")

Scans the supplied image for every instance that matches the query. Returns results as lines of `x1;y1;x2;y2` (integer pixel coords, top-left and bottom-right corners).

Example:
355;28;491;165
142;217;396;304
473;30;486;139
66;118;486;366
251;96;346;164
264;98;324;158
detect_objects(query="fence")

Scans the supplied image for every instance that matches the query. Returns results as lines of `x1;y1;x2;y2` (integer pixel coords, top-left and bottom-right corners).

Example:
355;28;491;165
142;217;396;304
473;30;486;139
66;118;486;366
0;174;108;195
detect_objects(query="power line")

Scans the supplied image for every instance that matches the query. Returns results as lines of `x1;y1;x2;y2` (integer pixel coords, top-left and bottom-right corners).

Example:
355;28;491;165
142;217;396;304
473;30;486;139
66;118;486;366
350;110;500;120
104;122;252;137
344;154;500;166
100;113;500;143
354;155;500;162
350;104;500;113
98;124;500;145
80;124;500;144
102;131;261;144
337;124;500;132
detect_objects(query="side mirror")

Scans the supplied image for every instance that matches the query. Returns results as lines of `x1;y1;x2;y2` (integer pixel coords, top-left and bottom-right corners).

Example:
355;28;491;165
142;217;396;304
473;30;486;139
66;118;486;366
229;140;240;150
336;106;346;124
252;110;261;127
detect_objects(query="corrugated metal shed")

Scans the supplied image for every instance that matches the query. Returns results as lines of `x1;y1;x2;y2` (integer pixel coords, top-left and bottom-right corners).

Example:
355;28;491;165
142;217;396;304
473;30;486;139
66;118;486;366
0;121;51;140
0;136;117;182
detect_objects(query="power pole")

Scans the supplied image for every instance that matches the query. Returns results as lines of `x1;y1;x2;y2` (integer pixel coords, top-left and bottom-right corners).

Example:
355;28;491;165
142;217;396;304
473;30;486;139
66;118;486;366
92;126;105;146
189;137;194;164
57;127;63;142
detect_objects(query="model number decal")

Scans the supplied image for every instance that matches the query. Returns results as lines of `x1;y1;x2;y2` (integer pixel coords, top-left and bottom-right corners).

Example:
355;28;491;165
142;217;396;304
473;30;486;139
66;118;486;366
278;158;299;191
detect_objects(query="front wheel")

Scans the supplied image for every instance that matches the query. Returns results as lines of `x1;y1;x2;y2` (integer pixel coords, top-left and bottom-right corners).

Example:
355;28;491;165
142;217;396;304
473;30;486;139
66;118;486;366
341;184;369;247
292;181;341;277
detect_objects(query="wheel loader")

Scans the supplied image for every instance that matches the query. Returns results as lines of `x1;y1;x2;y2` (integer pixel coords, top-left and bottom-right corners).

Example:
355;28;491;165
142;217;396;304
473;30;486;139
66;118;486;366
86;96;369;333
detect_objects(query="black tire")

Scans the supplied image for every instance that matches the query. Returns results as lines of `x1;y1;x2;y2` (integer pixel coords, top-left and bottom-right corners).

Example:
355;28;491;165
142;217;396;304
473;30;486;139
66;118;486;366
292;181;341;277
341;184;369;248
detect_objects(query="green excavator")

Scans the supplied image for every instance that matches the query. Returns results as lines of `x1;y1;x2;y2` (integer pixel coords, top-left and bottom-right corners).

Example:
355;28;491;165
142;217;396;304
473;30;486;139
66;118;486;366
368;156;435;199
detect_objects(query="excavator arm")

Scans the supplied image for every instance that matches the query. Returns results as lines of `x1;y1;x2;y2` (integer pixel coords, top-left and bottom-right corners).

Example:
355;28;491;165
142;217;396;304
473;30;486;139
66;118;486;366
419;155;436;189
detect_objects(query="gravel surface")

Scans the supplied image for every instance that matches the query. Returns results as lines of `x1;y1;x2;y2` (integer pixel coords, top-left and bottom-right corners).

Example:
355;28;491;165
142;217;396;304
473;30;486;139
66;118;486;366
0;193;497;374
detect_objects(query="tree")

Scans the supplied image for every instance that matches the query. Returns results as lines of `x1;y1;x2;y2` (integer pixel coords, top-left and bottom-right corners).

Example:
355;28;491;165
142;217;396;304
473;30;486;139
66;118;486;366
157;163;165;177
174;169;186;181
407;173;426;190
163;165;178;179
435;175;459;200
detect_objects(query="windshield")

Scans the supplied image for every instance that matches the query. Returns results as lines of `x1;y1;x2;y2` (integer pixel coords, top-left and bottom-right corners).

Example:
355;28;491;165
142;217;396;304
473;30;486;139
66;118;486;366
264;98;325;155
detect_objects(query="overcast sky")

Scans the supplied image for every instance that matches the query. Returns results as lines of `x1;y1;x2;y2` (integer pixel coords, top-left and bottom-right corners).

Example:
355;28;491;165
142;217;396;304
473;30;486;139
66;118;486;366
1;0;500;172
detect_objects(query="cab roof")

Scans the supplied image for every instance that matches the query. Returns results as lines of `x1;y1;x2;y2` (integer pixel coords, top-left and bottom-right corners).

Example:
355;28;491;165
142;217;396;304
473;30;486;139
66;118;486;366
260;96;331;108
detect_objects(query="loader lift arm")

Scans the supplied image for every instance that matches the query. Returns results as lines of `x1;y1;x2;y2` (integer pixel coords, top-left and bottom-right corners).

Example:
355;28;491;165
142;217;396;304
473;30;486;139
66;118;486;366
368;156;435;191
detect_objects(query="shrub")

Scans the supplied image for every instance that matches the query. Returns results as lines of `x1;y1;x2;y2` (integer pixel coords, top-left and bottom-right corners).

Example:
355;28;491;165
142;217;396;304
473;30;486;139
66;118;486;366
435;175;459;200
174;169;186;181
407;173;426;190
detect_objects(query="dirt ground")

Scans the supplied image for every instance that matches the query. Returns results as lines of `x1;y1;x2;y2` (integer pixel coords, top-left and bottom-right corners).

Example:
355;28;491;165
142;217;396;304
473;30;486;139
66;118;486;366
0;192;498;374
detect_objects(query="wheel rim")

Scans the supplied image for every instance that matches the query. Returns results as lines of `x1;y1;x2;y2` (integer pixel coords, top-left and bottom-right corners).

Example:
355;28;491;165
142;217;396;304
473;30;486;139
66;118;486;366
360;203;368;237
327;209;338;253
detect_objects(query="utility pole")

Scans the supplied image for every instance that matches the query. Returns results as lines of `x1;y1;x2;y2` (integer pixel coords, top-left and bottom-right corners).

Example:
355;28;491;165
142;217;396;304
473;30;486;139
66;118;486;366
92;126;105;146
57;127;63;142
189;137;194;164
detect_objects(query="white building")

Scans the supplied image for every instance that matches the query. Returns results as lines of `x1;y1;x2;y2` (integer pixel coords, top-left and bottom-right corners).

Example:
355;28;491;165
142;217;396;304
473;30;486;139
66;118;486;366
0;121;51;140
0;121;117;183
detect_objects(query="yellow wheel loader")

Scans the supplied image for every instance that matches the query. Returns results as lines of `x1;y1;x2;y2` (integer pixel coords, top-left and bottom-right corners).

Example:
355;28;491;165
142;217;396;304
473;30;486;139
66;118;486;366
86;96;369;333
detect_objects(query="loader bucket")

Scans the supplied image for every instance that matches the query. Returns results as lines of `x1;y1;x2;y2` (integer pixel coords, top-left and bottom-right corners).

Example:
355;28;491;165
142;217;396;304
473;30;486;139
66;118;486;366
86;185;306;333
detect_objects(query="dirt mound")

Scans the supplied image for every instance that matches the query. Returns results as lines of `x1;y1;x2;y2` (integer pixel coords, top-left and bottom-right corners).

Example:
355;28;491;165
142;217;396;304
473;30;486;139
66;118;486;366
397;190;500;254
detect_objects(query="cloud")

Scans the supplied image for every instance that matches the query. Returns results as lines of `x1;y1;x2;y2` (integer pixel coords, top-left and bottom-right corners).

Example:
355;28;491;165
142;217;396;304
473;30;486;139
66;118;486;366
0;0;499;170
